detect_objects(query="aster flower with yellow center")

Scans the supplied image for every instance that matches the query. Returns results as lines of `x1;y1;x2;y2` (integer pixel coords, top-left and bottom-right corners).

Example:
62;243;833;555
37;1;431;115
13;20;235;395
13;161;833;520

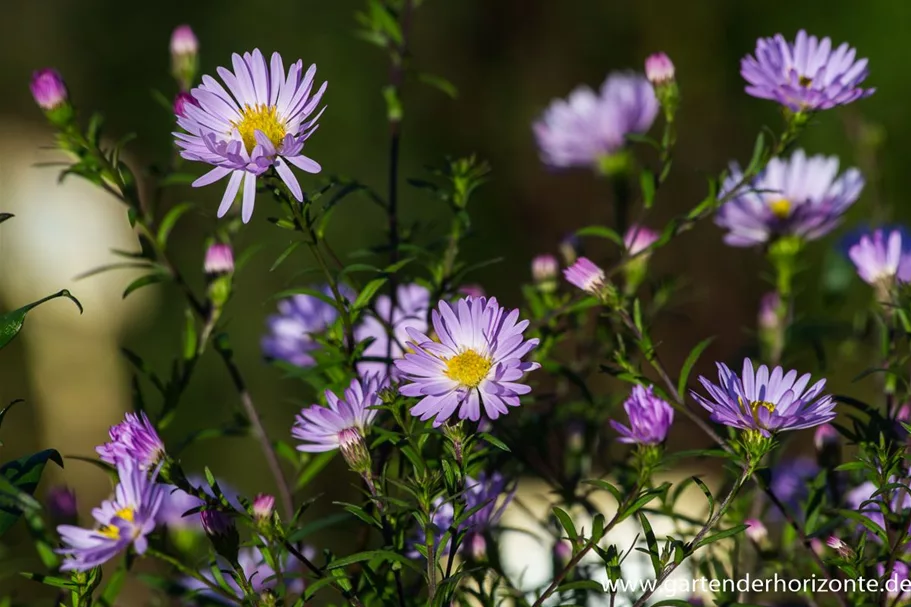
691;358;836;439
57;460;164;571
716;149;863;247
174;49;326;223
395;296;540;426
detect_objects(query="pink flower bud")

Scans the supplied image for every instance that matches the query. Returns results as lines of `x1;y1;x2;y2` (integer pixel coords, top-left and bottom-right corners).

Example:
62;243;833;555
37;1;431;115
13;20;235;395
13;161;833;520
170;25;198;58
252;493;275;521
204;243;234;275
645;53;675;85
30;68;68;110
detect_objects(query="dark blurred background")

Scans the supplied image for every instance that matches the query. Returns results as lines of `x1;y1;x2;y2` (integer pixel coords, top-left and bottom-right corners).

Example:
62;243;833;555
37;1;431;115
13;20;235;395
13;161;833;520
0;0;905;599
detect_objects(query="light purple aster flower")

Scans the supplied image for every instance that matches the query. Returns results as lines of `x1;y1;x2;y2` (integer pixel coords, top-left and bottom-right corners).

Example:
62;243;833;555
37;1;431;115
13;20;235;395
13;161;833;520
155;476;243;530
174;49;326;222
57;460;164;571
413;472;514;558
262;285;352;367
292;375;381;452
533;72;658;169
846;228;911;286
716;149;863;247
741;30;874;112
610;385;674;445
30;68;68;110
96;411;165;469
563;257;605;294
879;561;911;600
691;358;836;436
183;546;310;602
354;283;430;379
770;457;819;513
395;297;540;426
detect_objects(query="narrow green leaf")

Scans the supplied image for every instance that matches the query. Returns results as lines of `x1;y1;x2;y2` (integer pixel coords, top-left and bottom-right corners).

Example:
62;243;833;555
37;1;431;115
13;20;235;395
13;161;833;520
553;506;578;541
352;278;388;311
326;549;422;575
0;449;64;536
575;225;622;245
123;273;168;299
692;524;748;549
677;337;715;397
640;169;656;209
0;290;83;350
417;72;458;98
270;242;302;272
157;203;194;246
0;213;14;225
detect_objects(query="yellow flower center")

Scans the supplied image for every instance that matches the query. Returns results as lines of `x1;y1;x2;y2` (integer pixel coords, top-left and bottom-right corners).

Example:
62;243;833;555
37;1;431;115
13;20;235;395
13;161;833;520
738;396;776;427
798;75;813;87
97;507;136;539
768;198;791;219
232;104;286;154
445;349;493;388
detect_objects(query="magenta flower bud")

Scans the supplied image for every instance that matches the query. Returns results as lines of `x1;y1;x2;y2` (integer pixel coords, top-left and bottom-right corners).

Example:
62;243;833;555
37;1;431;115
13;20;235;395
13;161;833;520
467;532;487;562
204;243;234;275
744;518;767;544
814;424;838;451
563;257;605;295
532;254;558;283
826;536;854;558
169;25;198;59
201;508;239;563
458;284;485;298
554;539;572;565
173;92;199;118
252;493;275;521
758;292;780;331
898;403;911;423
30;68;68;110
810;538;825;556
645;53;675;85
46;486;77;521
624;225;659;257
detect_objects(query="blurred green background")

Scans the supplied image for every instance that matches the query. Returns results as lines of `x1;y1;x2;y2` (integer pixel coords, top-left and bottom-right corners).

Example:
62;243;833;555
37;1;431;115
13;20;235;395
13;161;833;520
0;0;906;599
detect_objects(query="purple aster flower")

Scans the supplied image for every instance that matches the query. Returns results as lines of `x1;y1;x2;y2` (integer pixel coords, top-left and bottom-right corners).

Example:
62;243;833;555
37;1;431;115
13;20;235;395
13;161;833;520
533;72;658;169
262;284;352;367
741;30;874;112
691;358;836;437
563;257;605;294
292;375;381;452
645;53;675;85
155;476;242;530
879;561;911;600
174;50;326;222
609;384;674;445
846;228;911;286
173;91;199;118
716;149;863;247
96;411;165;469
46;486;78;522
57;460;164;571
623;224;659;256
413;472;514;557
204;243;234;275
183;546;309;602
395;297;540;426
30;68;68;110
354;283;430;379
770;457;819;513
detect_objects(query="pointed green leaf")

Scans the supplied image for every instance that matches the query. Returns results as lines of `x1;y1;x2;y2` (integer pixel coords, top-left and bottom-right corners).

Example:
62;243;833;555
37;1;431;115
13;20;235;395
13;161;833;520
0;290;83;350
0;449;64;536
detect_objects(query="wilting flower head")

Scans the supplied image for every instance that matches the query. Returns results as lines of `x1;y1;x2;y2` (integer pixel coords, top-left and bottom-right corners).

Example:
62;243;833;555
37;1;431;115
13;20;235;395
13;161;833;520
30;69;68;110
204;243;234;275
770;457;819;514
174;50;326;222
692;358;836;437
395;297;540;426
354;283;430;379
744;518;768;544
416;472;514;557
741;30;874;112
184;546;308;602
57;460;164;571
716;150;863;247
563;257;605;295
624;224;659;256
645;53;675;85
846;228;911;286
533;72;658;169
252;494;275;521
292;375;381;452
173;92;199;118
96;411;165;469
46;486;78;521
609;385;674;445
262;284;351;367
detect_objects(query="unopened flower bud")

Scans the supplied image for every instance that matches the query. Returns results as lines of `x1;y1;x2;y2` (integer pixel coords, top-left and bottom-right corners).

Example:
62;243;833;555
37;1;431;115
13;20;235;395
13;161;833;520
744;518;767;544
173;92;198;118
46;486;77;523
252;493;275;522
810;538;825;556
467;532;487;562
559;234;582;266
758;292;780;331
30;69;68;110
338;427;371;474
201;509;239;563
564;257;605;296
814;424;838;452
826;536;854;559
554;539;572;566
622;225;659;294
532;254;559;293
170;25;199;91
645;53;675;85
